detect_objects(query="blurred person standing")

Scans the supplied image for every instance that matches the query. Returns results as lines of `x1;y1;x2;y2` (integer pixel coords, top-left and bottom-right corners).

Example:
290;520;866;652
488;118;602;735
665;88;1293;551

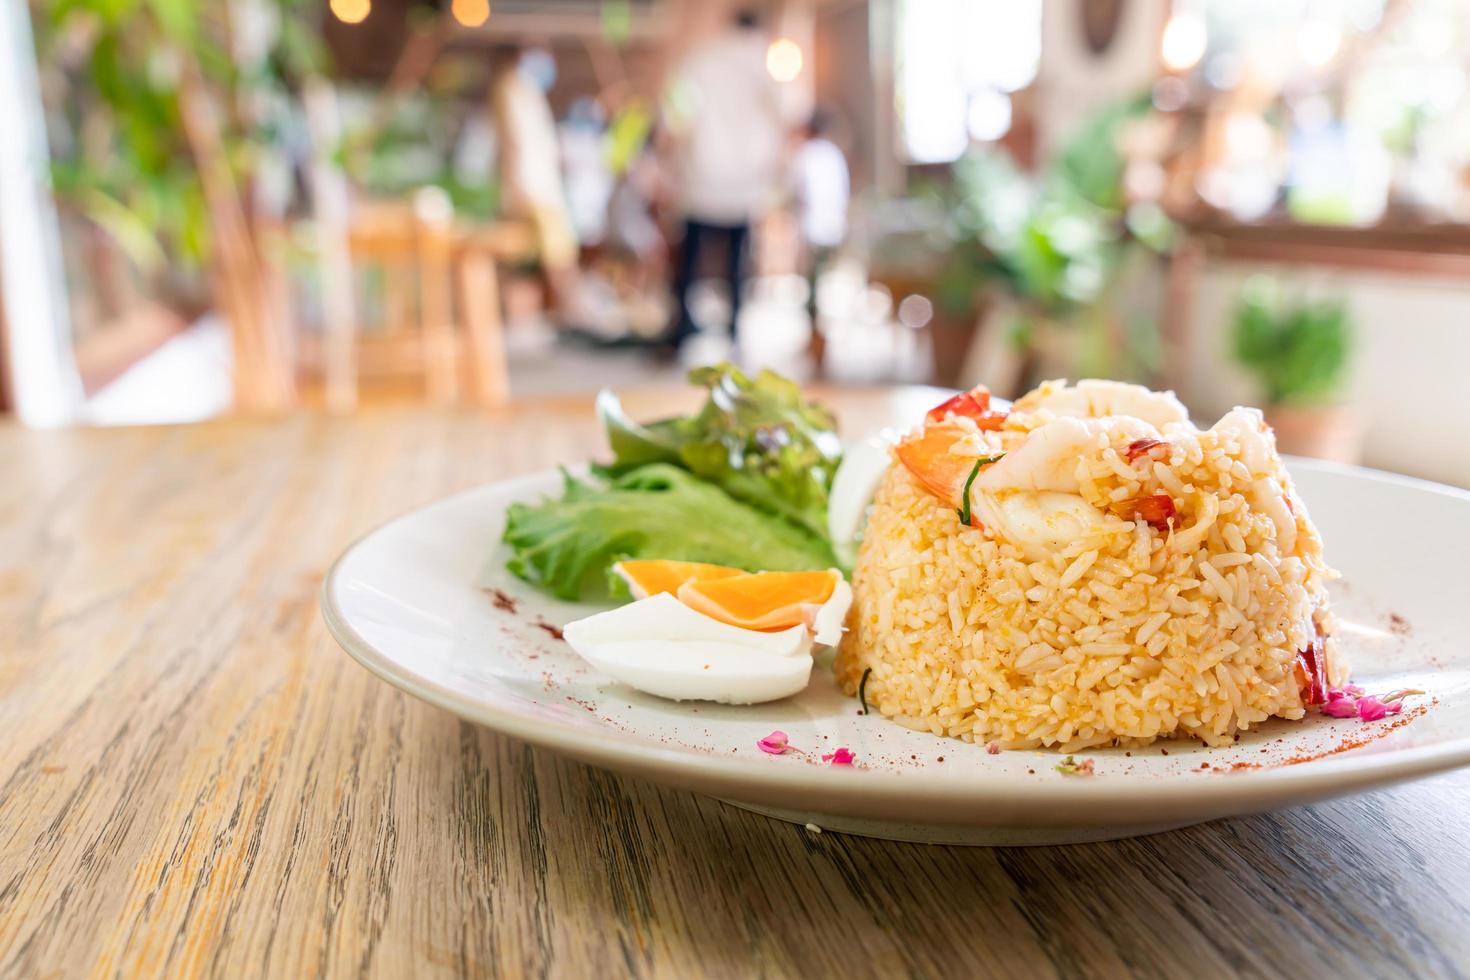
662;8;784;353
493;45;616;334
790;107;849;363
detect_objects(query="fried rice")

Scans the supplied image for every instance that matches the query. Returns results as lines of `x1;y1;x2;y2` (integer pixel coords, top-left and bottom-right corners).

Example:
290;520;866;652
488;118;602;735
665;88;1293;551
834;380;1345;751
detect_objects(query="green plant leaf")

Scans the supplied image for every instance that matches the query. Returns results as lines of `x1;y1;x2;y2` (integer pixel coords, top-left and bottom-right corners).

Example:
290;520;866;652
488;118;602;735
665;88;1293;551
597;364;843;541
502;465;836;601
145;0;195;43
72;186;169;275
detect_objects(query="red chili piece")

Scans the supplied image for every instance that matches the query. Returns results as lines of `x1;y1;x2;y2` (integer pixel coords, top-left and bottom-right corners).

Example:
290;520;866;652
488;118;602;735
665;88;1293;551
1296;626;1328;706
925;385;1008;429
1124;438;1168;463
1122;493;1175;531
925;391;984;423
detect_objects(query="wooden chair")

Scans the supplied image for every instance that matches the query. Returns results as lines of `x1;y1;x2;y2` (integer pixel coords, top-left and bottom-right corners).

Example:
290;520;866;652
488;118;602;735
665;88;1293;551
303;84;532;412
301;198;535;412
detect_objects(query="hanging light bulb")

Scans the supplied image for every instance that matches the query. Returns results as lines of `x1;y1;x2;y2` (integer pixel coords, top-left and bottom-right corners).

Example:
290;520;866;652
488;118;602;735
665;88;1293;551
1160;7;1207;73
329;0;371;25
766;38;803;82
452;0;490;28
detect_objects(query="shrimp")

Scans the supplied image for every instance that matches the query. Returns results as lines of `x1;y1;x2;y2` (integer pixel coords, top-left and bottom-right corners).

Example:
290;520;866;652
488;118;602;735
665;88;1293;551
971;490;1111;561
1013;379;1191;429
1211;408;1297;553
975;416;1160;495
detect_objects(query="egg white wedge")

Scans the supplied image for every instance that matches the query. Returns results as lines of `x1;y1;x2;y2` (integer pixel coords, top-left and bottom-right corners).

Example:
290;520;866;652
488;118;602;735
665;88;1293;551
562;593;814;704
564;593;810;654
809;578;852;647
573;640;814;704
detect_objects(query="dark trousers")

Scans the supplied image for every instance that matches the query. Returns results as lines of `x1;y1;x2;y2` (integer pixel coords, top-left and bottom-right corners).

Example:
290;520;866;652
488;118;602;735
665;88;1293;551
669;218;750;347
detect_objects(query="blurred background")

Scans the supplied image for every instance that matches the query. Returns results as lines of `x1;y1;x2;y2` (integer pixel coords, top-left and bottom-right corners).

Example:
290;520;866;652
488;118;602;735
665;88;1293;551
3;0;1469;486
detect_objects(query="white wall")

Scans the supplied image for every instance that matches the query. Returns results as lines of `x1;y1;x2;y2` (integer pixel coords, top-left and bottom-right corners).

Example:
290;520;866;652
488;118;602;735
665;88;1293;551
1181;262;1470;488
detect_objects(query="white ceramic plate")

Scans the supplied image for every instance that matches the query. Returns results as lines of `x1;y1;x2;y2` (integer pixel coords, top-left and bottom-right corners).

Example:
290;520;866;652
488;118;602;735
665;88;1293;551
322;460;1470;845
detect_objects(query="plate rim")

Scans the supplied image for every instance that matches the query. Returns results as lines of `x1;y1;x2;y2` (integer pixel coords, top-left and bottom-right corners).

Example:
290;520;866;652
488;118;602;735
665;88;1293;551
320;460;1470;824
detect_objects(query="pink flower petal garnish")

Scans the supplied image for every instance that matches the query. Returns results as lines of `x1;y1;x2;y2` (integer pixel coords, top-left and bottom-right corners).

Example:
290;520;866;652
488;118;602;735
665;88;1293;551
1322;682;1417;723
1356;697;1389;722
757;731;791;755
822;747;855;765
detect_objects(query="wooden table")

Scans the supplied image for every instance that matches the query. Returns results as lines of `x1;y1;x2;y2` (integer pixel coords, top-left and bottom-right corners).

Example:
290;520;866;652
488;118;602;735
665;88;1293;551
4;390;1470;978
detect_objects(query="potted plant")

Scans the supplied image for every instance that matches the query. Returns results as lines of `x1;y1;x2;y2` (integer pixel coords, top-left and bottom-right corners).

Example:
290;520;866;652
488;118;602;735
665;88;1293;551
1230;278;1360;462
934;93;1174;390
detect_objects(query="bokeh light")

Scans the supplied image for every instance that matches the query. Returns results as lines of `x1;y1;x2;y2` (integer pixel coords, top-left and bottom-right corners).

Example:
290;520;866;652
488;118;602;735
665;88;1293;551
1160;12;1207;73
766;39;803;83
896;294;933;331
329;0;371;25
451;0;490;28
1152;76;1190;111
966;89;1012;141
1298;20;1341;69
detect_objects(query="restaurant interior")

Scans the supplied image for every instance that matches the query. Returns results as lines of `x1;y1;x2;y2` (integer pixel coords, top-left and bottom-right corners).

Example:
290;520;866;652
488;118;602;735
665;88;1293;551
9;3;1470;975
5;0;1470;486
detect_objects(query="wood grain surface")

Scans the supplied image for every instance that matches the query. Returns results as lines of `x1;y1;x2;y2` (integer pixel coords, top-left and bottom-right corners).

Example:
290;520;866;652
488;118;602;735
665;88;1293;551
3;389;1469;979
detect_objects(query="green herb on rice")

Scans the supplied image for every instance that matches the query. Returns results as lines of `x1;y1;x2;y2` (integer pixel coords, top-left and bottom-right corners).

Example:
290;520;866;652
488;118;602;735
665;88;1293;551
955;454;1003;525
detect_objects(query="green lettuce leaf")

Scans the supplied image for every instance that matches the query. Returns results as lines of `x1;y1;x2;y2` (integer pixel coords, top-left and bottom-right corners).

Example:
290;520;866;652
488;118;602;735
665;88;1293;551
502;464;836;601
596;363;842;540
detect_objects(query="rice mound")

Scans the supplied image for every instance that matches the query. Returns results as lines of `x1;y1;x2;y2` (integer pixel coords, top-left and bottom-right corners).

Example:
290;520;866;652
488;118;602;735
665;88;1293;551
835;397;1345;751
